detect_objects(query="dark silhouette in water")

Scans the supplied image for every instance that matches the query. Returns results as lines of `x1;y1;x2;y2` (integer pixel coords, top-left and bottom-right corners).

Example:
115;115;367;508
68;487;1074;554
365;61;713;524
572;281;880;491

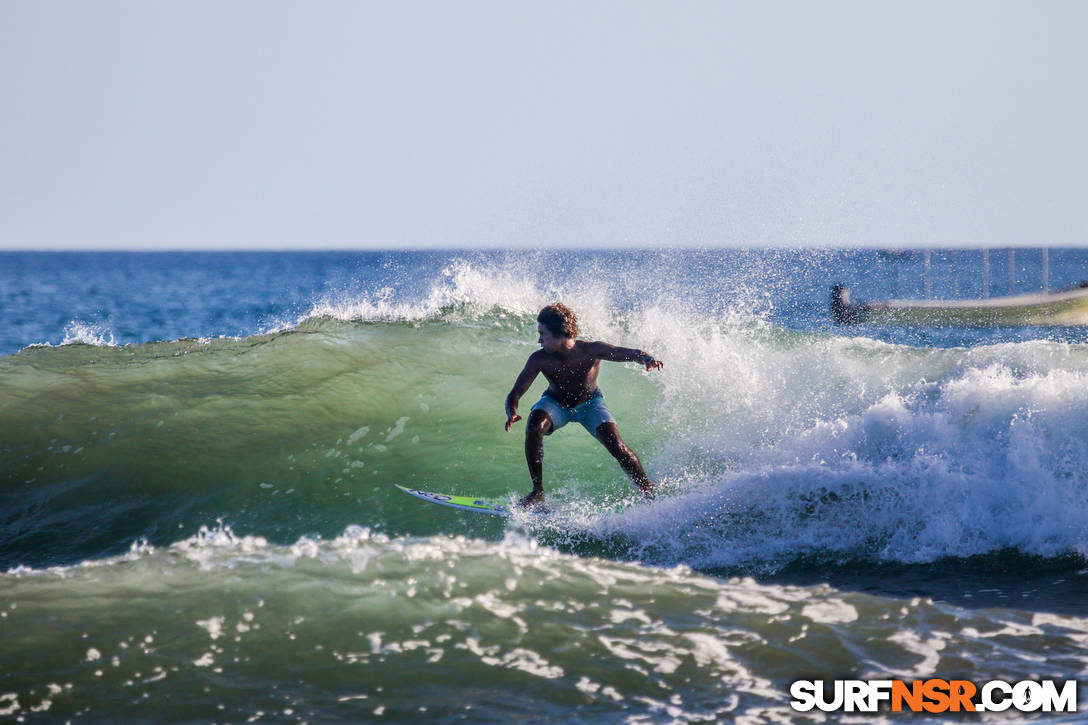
830;284;872;325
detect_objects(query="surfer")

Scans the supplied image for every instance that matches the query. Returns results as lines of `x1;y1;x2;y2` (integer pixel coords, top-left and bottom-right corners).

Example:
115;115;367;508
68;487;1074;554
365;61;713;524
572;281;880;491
504;303;663;508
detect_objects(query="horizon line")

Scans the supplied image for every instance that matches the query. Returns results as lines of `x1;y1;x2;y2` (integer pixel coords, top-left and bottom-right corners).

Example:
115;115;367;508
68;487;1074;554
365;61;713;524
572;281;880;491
2;244;1086;253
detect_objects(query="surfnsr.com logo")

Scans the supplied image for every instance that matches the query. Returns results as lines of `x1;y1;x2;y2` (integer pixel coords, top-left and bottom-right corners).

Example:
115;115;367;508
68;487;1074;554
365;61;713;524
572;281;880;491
790;679;1077;714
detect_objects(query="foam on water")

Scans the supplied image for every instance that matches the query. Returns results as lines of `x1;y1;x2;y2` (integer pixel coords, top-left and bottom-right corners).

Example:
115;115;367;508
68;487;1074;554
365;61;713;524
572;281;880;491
3;524;1087;721
555;335;1088;568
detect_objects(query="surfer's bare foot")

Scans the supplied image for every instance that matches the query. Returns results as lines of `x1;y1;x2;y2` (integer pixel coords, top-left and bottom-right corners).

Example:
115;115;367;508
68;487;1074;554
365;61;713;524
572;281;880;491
519;489;545;508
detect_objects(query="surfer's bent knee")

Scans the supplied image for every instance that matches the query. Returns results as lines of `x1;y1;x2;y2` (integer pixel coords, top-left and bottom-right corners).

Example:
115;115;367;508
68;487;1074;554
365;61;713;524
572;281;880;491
527;409;553;436
595;421;621;445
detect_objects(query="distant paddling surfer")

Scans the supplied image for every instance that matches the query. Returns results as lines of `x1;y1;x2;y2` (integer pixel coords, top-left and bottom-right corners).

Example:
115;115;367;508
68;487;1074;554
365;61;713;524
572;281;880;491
504;303;663;508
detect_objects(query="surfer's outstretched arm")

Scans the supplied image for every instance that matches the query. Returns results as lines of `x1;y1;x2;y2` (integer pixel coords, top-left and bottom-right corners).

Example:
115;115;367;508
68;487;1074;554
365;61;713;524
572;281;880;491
585;342;664;371
505;356;540;431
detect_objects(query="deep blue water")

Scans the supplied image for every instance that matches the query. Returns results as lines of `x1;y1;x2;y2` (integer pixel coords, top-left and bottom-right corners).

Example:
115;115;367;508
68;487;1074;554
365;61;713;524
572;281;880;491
4;248;1088;355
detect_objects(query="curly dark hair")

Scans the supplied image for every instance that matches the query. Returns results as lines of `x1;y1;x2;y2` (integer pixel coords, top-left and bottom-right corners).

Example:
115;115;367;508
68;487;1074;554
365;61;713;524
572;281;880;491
537;303;579;339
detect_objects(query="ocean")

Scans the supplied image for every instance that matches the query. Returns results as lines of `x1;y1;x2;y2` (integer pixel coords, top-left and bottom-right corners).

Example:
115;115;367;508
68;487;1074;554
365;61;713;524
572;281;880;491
2;249;1088;722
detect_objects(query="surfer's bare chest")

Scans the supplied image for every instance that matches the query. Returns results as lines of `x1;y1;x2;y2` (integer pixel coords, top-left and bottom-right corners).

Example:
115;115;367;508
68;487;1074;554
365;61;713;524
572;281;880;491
537;352;601;406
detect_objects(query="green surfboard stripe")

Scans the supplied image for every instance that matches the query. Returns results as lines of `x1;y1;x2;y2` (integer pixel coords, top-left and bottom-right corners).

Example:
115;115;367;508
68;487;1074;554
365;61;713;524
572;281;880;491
394;484;511;516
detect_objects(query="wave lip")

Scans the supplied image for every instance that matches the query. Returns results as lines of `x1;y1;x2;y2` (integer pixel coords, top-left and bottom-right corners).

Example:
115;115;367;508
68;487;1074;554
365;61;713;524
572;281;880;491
283;260;554;330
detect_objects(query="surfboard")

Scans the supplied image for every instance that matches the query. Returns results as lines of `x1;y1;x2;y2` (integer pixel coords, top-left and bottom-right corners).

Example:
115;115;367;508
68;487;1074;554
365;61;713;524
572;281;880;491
394;484;515;517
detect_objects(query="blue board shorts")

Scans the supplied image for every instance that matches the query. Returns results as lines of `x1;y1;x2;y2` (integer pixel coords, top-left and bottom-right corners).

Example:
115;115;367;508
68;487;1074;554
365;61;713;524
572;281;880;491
530;389;616;439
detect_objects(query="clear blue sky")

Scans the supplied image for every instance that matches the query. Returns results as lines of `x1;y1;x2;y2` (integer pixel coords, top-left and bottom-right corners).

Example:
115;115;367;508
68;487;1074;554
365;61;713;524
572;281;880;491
1;0;1086;249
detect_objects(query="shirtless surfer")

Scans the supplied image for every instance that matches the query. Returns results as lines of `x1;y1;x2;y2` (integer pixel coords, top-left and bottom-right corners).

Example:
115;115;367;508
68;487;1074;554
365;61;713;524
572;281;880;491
504;303;663;508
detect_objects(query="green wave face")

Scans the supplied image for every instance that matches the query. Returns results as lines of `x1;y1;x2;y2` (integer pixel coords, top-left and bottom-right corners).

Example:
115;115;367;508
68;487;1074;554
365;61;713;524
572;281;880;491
0;317;663;568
